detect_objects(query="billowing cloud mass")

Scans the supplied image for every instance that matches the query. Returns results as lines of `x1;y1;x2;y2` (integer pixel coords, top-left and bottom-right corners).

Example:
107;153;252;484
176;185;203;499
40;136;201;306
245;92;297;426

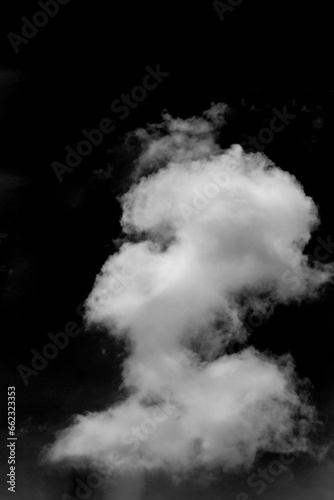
44;104;332;477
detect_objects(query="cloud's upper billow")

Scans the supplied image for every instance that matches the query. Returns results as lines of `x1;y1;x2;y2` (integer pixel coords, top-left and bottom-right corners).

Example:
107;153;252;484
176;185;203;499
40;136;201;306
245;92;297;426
44;105;332;477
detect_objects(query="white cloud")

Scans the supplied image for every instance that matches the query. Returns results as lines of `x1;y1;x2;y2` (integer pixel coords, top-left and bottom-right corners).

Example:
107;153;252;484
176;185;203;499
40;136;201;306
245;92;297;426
43;105;333;478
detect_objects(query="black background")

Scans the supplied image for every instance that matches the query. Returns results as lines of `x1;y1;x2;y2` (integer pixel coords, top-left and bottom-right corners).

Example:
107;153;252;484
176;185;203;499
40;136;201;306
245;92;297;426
1;1;334;499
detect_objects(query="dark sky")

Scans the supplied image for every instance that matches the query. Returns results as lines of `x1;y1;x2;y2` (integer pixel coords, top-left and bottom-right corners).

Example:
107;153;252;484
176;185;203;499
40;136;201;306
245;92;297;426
1;1;334;499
